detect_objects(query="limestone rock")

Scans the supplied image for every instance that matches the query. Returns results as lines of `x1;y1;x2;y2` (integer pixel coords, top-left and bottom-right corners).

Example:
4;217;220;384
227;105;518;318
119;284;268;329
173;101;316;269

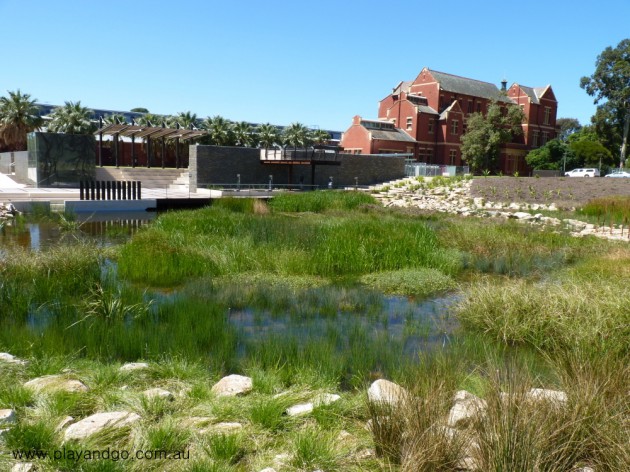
447;390;487;428
211;374;252;397
63;411;140;442
0;409;16;424
0;352;27;365
259;468;277;472
24;375;88;394
11;463;37;472
286;403;313;417
120;362;149;372
526;388;567;406
142;388;174;401
313;393;341;407
368;379;408;406
55;416;74;432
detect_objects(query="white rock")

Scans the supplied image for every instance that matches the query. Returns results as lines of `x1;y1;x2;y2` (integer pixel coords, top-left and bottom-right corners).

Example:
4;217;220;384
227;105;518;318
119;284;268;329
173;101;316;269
447;390;487;427
286;403;314;416
211;374;253;397
11;463;36;472
258;468;277;472
0;352;27;365
64;411;140;442
0;409;16;424
24;375;88;393
119;362;149;372
526;388;567;406
367;379;408;406
510;211;533;220
55;416;74;432
212;422;243;432
313;393;341;407
142;388;174;400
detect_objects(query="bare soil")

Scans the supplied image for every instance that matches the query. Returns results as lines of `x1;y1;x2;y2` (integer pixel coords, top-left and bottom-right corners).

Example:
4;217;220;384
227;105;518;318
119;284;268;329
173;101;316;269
470;177;630;209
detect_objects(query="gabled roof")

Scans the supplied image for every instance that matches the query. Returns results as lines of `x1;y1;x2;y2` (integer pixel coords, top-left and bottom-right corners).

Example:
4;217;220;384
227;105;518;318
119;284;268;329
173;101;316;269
392;80;412;95
360;119;416;142
428;69;512;103
416;105;439;115
439;101;463;120
514;84;555;105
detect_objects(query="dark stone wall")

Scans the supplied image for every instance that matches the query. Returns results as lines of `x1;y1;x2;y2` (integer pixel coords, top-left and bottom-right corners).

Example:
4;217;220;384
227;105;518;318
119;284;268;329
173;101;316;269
189;145;405;190
27;132;96;187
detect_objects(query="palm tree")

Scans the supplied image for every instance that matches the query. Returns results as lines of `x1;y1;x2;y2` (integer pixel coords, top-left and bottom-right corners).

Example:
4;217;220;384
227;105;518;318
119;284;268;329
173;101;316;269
172;111;199;130
257;123;281;158
103;113;127;125
135;113;162;127
283;122;311;158
0;89;43;151
202;115;235;146
233;121;256;147
47;101;95;134
311;129;331;146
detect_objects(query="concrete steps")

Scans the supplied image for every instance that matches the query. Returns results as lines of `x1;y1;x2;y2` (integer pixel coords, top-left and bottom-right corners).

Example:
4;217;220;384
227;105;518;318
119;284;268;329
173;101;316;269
95;167;188;190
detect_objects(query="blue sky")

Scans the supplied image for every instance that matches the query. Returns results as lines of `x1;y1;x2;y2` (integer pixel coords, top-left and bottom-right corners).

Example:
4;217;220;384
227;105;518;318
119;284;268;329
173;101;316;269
1;0;628;132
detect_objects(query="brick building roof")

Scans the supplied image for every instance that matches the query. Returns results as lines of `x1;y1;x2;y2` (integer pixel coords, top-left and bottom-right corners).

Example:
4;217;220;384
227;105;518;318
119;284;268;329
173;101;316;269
429;69;512;102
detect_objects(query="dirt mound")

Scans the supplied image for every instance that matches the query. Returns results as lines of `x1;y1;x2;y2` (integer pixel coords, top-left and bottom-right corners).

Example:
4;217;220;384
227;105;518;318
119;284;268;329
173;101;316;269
470;177;630;209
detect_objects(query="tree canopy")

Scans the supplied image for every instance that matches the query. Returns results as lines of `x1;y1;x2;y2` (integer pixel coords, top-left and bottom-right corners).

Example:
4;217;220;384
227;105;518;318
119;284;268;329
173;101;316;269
0;89;43;151
460;100;525;173
580;38;630;166
47;101;95;135
556;118;582;141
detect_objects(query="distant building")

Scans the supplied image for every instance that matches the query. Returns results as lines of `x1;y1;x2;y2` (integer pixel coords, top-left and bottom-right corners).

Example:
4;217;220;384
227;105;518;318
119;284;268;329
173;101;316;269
340;67;558;174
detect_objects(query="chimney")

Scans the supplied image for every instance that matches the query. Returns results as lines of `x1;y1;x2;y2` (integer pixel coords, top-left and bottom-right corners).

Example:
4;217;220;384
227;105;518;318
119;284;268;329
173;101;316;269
501;79;507;91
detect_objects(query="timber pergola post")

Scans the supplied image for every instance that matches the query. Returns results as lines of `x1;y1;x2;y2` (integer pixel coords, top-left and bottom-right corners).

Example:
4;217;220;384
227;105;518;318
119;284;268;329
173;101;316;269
94;123;206;168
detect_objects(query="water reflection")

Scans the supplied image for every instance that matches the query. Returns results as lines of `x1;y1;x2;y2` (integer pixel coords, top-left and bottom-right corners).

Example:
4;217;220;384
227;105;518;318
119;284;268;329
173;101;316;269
0;211;156;252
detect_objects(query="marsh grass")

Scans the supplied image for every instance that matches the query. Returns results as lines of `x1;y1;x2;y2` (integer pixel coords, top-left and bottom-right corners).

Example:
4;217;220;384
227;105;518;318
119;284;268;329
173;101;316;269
360;268;456;298
203;432;245;464
579;195;630;225
290;427;340;471
269;190;376;213
456;277;630;356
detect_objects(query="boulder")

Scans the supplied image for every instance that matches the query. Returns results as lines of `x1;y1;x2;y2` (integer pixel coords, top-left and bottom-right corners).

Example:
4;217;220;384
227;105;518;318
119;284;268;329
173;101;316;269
525;388;567;406
11;464;36;472
120;362;149;372
286;403;313;417
24;375;88;394
0;409;16;424
447;390;487;428
55;416;75;432
64;411;140;442
0;352;28;365
211;374;252;397
367;379;408;407
142;388;174;401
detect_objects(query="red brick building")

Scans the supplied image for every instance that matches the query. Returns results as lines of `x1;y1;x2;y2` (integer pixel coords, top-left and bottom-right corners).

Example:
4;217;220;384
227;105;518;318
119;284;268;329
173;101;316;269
340;67;558;174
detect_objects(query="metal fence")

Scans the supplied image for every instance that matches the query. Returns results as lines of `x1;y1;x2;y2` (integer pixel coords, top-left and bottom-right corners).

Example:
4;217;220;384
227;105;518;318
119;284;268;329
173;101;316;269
405;161;470;177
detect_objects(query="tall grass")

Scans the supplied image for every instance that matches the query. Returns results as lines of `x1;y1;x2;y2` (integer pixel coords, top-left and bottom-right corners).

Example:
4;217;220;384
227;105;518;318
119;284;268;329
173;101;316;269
269;190;376;213
117;204;463;285
579;195;630;225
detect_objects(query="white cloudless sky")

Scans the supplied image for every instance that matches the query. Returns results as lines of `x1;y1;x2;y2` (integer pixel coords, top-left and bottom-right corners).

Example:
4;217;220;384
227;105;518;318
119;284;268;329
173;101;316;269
1;0;628;132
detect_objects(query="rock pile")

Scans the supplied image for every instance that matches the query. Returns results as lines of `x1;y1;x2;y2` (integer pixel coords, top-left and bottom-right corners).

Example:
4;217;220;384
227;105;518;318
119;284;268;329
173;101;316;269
370;178;630;241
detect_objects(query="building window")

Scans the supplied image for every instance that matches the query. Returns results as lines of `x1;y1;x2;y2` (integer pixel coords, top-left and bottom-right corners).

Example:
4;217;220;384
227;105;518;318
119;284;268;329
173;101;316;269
476;102;482;113
451;120;459;135
468;100;473;113
428;119;434;134
532;131;539;148
542;131;549;145
406;117;413;130
544;107;551;125
449;149;457;165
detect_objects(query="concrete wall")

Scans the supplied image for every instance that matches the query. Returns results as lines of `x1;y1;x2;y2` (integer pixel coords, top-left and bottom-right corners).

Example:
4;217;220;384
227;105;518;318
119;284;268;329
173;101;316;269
189;145;405;190
0;151;28;177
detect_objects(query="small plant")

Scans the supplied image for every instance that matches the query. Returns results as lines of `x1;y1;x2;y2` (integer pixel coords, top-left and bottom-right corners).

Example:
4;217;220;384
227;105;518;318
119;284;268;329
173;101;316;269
482;169;491;177
290;428;339;471
513;171;520;177
204;433;244;464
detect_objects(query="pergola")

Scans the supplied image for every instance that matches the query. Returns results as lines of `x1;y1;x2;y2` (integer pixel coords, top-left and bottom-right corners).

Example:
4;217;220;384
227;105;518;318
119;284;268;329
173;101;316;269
94;122;206;168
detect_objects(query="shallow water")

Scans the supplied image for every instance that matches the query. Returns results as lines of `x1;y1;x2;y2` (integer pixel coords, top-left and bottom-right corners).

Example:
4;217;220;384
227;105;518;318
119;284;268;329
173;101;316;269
0;211;155;251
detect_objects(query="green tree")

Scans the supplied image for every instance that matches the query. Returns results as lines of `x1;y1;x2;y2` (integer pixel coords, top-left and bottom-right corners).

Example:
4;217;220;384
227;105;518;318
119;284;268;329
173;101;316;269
569;139;614;168
233;121;256;147
135;113;162;127
311;129;331;145
130;107;149;113
283;122;312;157
202;115;235;146
103;113;127;125
171;111;199;130
47;101;95;134
525;139;573;170
0;89;43;151
556;117;582;141
580;38;630;167
257;123;281;158
460;100;525;173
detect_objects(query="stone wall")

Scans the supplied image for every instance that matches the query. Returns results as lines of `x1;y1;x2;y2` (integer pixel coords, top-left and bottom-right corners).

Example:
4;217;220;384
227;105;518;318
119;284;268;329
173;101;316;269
189;145;405;191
